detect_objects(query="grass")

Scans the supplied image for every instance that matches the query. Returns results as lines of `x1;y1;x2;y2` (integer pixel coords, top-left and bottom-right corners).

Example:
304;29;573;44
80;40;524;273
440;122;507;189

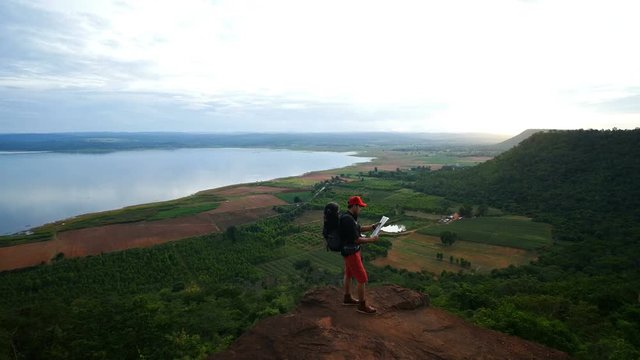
260;177;317;188
258;248;344;277
403;152;491;167
0;193;222;247
418;216;553;250
340;177;403;191
275;191;314;204
372;233;538;275
380;188;445;212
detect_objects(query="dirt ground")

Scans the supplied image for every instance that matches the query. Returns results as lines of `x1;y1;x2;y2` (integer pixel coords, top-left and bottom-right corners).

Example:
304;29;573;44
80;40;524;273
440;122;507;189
0;214;217;271
212;285;569;360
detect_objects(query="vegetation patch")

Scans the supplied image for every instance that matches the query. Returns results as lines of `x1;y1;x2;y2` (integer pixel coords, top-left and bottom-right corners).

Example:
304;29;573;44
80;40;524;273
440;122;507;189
275;191;314;204
419;216;553;250
373;233;535;274
381;188;445;212
340;177;403;191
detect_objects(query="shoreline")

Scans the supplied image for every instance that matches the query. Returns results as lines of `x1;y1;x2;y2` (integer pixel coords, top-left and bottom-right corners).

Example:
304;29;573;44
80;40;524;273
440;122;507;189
1;148;374;236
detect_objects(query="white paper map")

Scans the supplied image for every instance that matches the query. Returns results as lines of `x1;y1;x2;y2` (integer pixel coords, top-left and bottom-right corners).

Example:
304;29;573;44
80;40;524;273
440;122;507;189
371;216;389;237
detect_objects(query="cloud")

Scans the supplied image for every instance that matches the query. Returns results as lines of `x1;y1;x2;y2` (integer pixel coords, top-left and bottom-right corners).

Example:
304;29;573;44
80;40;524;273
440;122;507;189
0;0;639;133
593;94;640;114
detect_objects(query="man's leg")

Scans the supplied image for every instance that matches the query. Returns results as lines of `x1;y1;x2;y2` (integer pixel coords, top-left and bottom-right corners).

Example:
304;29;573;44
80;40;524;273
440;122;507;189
353;253;375;314
357;281;365;302
344;271;351;296
356;281;376;314
343;263;359;305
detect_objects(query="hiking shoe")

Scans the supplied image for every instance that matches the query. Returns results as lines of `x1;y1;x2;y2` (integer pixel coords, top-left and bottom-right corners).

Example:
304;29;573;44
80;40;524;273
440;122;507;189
343;294;360;306
356;301;377;315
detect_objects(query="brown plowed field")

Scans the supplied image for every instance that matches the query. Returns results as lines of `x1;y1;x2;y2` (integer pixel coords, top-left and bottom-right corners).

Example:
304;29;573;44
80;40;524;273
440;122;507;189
0;194;286;272
299;172;335;181
208;207;279;230
0;214;217;271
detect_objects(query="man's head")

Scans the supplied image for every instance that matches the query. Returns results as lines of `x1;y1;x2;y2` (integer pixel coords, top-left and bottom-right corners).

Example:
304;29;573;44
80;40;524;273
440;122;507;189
347;196;367;216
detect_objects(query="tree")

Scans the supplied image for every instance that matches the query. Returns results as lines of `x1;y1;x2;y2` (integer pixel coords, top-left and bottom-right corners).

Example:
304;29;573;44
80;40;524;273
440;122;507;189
440;231;458;246
475;204;489;217
293;259;311;271
293;196;302;203
459;204;473;218
226;225;237;241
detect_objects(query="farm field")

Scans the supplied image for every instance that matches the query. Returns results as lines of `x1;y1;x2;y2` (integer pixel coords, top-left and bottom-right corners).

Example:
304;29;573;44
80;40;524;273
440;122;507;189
258;248;344;277
418;216;553;250
372;233;537;274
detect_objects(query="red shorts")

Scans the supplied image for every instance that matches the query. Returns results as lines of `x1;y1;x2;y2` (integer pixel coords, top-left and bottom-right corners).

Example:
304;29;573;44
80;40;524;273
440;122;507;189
344;251;368;284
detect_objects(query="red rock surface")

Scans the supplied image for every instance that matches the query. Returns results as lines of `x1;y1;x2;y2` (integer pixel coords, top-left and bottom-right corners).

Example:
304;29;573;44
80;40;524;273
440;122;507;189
211;285;570;360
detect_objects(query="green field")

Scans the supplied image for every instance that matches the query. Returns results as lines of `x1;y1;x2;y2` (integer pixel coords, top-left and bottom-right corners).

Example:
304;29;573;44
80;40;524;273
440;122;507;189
380;188;444;212
259;177;318;188
258;248;344;277
418;216;553;250
340;177;403;191
275;191;314;204
373;233;537;274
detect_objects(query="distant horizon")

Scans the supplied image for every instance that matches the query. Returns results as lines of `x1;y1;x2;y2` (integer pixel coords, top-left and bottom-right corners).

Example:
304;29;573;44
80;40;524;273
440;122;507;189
1;127;636;137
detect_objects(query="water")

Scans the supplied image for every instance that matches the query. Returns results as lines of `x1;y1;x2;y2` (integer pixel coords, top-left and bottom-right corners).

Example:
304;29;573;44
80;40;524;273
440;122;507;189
0;148;370;235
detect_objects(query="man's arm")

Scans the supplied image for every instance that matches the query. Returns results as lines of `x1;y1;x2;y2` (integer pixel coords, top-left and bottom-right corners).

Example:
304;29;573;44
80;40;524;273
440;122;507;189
355;235;378;244
360;223;379;232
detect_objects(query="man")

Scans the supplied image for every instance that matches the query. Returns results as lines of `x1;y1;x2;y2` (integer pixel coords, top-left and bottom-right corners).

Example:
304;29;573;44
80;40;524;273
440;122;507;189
340;195;379;314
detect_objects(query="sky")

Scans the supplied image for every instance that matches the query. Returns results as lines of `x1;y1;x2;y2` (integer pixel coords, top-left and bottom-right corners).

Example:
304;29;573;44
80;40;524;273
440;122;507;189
1;0;639;135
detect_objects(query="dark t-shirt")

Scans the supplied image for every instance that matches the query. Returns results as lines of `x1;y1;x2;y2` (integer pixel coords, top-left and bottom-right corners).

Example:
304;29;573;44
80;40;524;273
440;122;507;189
339;211;360;246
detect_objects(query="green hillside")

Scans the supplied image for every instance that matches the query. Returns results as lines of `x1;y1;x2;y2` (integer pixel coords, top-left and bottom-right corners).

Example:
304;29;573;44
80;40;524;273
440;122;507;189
492;129;547;150
415;129;640;240
413;129;640;358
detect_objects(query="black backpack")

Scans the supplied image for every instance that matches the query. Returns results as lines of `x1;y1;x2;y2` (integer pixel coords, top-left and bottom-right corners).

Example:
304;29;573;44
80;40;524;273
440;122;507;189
323;202;343;251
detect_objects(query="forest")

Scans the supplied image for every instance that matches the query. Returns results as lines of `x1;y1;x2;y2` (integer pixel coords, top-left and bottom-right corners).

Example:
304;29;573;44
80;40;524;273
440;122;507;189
387;129;640;358
0;129;639;359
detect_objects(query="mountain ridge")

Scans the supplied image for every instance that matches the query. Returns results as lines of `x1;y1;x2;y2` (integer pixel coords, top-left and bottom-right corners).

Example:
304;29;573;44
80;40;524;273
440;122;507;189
493;128;548;149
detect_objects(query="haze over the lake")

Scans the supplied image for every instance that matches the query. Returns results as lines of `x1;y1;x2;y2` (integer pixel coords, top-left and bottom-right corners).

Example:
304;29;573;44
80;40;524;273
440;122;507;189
1;0;638;134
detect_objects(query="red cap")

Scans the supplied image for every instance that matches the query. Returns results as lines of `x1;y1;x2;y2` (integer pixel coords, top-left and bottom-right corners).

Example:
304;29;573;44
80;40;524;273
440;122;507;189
347;196;367;207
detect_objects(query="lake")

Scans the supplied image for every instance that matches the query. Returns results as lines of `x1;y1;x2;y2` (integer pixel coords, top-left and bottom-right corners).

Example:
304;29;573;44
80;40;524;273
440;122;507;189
0;148;371;235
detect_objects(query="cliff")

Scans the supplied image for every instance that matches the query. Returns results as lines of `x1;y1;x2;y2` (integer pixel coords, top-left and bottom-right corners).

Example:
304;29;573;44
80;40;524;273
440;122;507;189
211;285;569;360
